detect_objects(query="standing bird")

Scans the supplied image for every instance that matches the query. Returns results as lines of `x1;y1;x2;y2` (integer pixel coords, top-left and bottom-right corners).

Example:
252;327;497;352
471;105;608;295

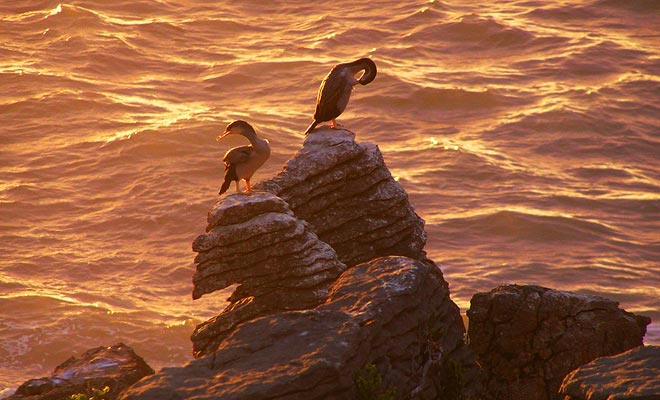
304;57;377;135
217;120;270;195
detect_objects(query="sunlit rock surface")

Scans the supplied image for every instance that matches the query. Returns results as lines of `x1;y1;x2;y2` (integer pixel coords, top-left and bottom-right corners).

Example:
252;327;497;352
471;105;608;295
127;129;476;399
121;257;477;400
190;129;432;359
9;343;153;400
191;191;347;357
467;284;651;400
559;345;660;400
256;128;428;267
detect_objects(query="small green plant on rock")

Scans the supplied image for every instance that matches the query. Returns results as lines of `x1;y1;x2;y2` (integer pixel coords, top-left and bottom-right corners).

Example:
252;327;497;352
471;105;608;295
354;363;396;400
69;386;111;400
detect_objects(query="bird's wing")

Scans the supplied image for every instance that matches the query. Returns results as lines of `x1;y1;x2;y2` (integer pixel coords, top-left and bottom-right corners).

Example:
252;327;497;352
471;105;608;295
223;145;253;167
314;67;349;121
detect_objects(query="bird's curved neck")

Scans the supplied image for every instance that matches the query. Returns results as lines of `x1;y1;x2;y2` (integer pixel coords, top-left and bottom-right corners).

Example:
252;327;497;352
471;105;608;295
342;59;376;85
244;131;269;153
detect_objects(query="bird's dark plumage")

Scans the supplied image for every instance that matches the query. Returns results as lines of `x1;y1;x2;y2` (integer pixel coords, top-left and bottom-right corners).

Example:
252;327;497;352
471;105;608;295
304;57;377;135
219;163;237;195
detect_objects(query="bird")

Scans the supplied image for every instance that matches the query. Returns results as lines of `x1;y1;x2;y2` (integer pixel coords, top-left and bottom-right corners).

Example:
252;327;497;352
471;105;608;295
217;120;271;195
304;57;377;135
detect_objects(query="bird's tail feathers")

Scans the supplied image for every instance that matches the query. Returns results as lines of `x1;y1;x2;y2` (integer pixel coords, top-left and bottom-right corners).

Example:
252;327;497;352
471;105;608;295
219;164;237;195
219;177;232;195
304;120;318;135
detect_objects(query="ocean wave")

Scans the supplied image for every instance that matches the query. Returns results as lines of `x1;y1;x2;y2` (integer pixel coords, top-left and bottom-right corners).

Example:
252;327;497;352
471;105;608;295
569;166;635;180
524;5;596;21
181;18;267;34
385;5;448;29
0;91;161;142
432;150;519;183
319;27;393;49
87;0;179;17
19;3;110;32
203;60;313;93
533;131;660;163
442;210;619;243
361;85;519;112
132;20;186;39
595;0;660;12
512;40;648;80
405;14;535;49
488;107;632;142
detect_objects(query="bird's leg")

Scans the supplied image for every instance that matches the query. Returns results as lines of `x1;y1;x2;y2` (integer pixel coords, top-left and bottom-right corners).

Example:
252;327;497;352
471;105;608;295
330;119;347;131
235;180;241;193
245;180;252;194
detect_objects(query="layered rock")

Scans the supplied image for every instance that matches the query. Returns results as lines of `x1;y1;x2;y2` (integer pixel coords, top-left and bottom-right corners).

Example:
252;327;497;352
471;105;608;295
559;345;660;400
467;284;651;400
9;343;153;400
257;128;427;267
191;191;347;357
191;130;432;359
121;256;477;400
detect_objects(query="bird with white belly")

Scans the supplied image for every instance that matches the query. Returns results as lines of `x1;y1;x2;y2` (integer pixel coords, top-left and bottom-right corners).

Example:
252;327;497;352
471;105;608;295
217;120;270;195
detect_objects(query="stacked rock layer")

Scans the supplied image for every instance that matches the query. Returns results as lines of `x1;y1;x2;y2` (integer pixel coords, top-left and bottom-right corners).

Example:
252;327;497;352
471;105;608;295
121;257;475;400
467;284;651;400
191;191;347;357
257;128;427;267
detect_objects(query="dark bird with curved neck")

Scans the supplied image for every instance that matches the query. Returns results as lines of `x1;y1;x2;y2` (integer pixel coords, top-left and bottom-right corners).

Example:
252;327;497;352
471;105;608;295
304;57;377;135
217;120;270;195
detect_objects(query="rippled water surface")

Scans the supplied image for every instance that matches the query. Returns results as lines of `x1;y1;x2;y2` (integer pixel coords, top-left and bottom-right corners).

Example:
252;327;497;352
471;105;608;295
1;0;659;392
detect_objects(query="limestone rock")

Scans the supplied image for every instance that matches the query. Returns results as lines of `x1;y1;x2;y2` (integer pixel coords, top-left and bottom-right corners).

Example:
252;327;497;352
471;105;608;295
559;345;660;400
467;284;650;400
256;128;427;267
9;343;154;400
121;256;477;400
191;191;347;357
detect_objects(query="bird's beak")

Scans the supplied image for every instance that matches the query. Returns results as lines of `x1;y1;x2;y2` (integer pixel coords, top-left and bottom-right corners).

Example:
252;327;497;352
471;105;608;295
216;130;231;142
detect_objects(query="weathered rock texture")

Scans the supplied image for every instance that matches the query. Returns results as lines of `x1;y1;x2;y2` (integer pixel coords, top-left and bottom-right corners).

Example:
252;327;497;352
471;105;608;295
121;256;477;400
559;345;660;400
257;128;427;267
467;284;651;400
191;191;347;357
9;343;153;400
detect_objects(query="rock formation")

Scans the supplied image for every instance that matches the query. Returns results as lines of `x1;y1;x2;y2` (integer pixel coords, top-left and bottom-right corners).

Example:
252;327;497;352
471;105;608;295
121;256;477;400
257;128;427;267
169;129;480;398
467;284;651;400
190;129;435;359
9;343;153;400
191;191;347;357
12;128;655;400
559;345;660;400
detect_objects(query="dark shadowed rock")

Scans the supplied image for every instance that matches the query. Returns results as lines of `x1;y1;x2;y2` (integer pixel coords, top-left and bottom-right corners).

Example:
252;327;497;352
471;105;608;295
121;256;478;400
559;345;660;400
467;284;650;400
191;191;347;357
256;128;427;267
9;343;153;400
